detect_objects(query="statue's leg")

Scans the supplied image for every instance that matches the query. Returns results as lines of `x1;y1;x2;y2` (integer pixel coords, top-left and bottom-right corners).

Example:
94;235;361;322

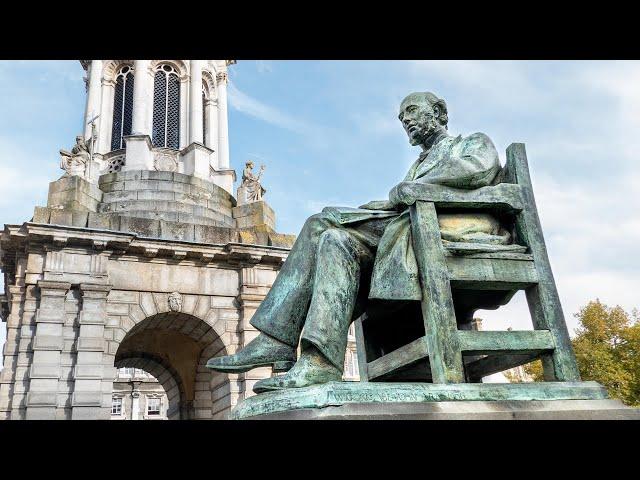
249;212;340;346
207;212;339;373
253;226;378;393
300;228;374;370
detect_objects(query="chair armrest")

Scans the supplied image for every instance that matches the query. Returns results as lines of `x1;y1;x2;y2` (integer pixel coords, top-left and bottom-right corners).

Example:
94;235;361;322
396;182;524;212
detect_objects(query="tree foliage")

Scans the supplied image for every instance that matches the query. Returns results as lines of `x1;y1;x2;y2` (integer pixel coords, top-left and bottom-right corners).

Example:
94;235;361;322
521;300;640;405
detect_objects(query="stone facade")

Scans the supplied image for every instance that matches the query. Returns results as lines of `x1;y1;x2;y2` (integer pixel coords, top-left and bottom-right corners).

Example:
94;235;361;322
111;368;169;420
0;59;360;420
0;221;292;420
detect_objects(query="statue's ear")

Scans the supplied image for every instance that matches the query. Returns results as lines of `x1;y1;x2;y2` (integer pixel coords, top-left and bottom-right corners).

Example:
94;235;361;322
433;100;448;128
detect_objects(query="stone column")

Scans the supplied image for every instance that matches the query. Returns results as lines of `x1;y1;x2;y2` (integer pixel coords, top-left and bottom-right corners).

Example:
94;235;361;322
72;283;112;420
216;71;230;169
131;386;140;420
189;60;204;144
132;60;152;136
84;60;103;139
207;98;219;168
123;60;155;171
25;280;70;420
0;285;26;420
98;74;114;154
236;266;273;399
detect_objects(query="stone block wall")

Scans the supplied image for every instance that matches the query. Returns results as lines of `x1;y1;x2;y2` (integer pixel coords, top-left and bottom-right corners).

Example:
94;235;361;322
29;172;295;248
0;224;288;420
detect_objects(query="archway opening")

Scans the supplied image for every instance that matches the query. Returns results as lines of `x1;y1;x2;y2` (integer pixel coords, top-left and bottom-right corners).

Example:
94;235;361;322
112;359;176;420
113;311;229;420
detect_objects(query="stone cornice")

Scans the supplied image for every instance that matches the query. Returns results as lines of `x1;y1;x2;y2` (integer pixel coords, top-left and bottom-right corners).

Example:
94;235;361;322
0;222;290;276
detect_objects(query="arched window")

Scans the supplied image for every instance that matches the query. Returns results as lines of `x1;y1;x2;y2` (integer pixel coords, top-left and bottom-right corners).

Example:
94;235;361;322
110;65;134;151
152;64;181;149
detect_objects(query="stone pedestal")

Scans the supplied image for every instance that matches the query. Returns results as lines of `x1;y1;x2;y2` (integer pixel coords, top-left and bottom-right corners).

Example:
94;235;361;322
230;381;640;420
232;201;276;232
44;175;103;213
122;135;154;171
181;142;214;180
211;168;235;196
244;398;640;420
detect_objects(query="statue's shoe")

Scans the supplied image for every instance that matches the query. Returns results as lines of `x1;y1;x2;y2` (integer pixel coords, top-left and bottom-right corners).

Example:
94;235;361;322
206;333;296;373
253;348;342;394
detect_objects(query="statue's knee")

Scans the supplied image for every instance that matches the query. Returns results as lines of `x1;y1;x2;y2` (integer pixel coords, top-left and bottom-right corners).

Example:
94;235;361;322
304;212;333;232
319;228;351;247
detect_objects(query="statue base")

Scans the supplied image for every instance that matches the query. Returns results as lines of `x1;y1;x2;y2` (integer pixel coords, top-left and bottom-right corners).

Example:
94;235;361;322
231;381;640;420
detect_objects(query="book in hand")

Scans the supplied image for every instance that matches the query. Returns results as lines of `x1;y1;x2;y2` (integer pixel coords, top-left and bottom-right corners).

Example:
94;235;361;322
322;206;399;225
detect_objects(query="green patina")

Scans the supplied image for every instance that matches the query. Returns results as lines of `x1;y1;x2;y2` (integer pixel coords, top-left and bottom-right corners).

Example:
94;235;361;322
207;91;593;418
231;381;609;420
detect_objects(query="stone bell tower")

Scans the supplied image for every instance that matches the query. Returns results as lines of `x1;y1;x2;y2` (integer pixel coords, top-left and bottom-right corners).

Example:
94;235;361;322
0;60;296;420
80;60;235;195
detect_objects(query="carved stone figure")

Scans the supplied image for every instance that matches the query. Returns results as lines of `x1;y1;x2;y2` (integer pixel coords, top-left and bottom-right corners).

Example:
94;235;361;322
168;292;182;312
240;161;266;203
59;136;90;177
207;91;508;393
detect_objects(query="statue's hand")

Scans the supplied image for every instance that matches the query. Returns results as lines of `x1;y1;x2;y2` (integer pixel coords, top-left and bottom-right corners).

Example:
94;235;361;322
389;182;417;208
358;200;395;210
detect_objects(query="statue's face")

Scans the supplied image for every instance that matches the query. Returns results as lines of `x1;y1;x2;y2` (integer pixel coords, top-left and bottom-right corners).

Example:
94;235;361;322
398;94;441;146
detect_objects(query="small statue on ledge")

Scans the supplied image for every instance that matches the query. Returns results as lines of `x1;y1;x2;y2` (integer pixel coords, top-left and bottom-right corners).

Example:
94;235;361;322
59;136;90;177
239;160;266;204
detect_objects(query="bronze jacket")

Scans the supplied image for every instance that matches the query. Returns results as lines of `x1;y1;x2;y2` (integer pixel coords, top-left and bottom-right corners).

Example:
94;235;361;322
327;131;501;301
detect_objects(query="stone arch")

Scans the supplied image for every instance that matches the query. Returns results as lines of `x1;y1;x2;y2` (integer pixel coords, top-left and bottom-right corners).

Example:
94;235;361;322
102;60;135;85
111;303;232;419
202;70;217;101
115;353;183;420
149;60;189;82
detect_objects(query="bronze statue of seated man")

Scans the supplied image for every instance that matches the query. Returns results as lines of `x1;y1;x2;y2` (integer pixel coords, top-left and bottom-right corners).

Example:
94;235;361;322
206;91;509;393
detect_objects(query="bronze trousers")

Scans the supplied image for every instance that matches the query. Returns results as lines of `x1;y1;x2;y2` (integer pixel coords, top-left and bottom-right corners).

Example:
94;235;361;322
250;211;394;369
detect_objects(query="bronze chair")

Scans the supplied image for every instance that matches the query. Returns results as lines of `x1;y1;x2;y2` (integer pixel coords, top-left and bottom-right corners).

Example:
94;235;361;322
354;143;581;384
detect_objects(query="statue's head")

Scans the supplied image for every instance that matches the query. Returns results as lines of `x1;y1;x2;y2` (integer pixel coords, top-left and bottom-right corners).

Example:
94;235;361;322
76;135;85;144
398;92;448;147
246;160;254;168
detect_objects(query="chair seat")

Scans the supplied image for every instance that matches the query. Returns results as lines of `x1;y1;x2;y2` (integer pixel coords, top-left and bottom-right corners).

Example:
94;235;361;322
446;253;538;290
443;241;528;255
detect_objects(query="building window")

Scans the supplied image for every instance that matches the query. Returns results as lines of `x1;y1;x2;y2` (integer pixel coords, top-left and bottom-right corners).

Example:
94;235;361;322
147;397;161;416
119;367;134;377
152;64;181;149
110;65;134;151
111;397;122;415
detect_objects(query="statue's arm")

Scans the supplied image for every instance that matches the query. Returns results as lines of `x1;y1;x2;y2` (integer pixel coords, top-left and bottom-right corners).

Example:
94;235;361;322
417;132;500;189
389;133;501;207
358;199;396;210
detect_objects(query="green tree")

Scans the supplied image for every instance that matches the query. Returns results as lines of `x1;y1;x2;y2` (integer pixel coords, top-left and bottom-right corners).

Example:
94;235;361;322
521;300;640;406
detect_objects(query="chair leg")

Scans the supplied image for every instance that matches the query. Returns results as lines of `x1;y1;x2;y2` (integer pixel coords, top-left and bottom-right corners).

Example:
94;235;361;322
353;315;369;382
526;285;580;381
507;143;580;382
410;201;465;383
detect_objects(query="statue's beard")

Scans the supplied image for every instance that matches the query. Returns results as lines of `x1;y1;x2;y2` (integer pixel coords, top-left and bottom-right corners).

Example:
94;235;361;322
408;114;441;147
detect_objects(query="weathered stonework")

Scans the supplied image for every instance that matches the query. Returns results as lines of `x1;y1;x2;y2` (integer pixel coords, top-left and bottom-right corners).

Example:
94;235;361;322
0;223;292;419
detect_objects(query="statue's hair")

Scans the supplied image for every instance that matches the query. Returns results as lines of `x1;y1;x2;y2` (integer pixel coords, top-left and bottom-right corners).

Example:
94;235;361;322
404;92;449;129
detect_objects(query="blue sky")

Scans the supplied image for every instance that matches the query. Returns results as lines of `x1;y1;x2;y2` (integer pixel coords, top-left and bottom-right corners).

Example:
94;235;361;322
1;60;639;353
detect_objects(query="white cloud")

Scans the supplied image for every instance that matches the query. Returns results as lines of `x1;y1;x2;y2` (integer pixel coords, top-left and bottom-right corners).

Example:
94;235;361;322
255;60;274;74
228;81;315;136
